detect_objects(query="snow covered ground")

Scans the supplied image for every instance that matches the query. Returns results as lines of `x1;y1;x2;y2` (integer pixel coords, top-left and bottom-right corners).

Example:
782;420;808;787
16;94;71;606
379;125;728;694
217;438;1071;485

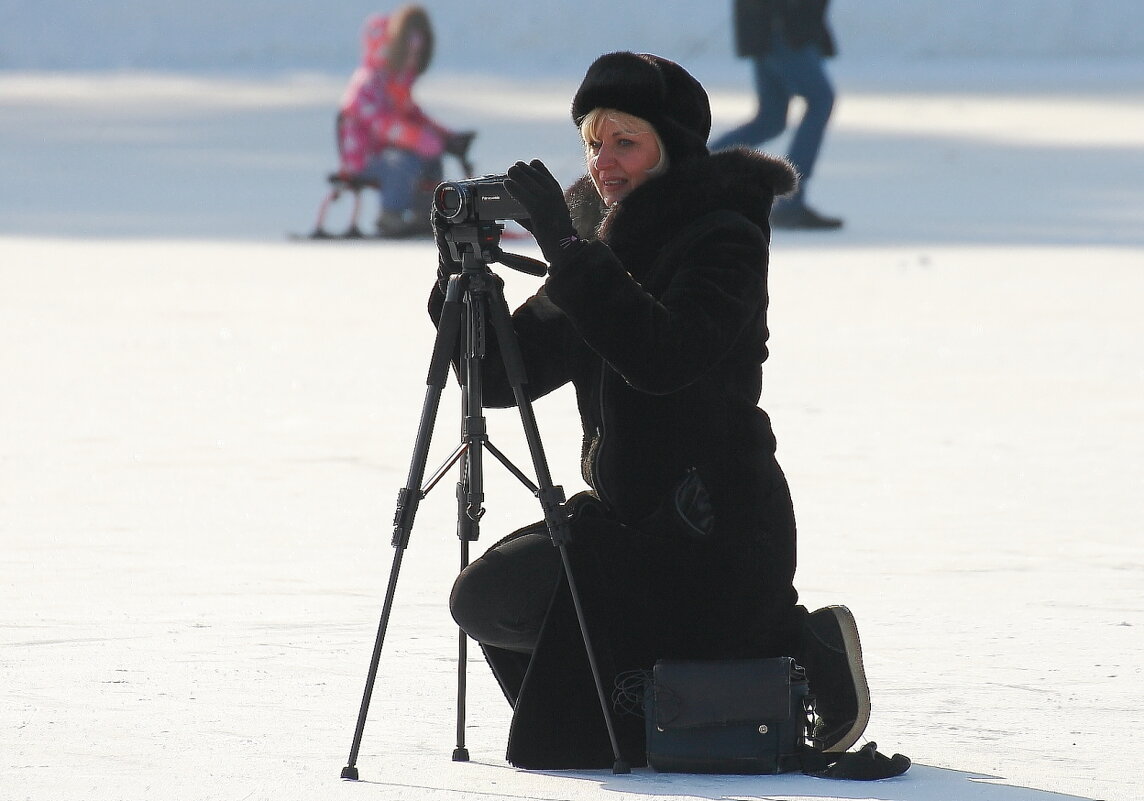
2;46;1143;801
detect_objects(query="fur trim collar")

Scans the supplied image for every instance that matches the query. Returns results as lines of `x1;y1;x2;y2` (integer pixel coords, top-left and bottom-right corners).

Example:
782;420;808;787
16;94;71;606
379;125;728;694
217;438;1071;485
567;148;797;242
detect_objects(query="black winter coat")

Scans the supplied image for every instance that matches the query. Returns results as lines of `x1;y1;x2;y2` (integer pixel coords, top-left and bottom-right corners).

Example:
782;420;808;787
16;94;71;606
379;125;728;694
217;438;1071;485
430;148;803;769
733;0;837;58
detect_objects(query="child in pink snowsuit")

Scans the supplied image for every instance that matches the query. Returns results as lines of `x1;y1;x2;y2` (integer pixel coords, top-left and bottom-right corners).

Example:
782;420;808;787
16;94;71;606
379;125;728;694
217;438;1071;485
338;6;471;236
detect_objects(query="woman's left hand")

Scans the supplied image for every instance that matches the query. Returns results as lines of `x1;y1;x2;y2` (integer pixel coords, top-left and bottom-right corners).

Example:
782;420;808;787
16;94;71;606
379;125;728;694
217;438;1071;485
504;160;579;266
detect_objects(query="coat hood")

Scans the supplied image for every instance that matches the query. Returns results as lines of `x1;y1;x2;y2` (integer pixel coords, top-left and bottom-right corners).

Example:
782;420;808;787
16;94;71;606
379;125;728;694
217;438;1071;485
360;5;434;74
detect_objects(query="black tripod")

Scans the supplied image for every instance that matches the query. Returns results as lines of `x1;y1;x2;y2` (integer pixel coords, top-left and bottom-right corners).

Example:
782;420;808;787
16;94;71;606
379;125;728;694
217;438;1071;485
340;220;631;779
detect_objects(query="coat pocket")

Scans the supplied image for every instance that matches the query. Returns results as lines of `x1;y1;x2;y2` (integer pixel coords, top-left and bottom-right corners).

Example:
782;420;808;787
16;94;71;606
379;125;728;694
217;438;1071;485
642;467;715;540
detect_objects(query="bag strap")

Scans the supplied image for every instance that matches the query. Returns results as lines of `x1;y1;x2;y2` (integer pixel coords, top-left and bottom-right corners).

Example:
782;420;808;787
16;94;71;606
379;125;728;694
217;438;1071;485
786;741;912;780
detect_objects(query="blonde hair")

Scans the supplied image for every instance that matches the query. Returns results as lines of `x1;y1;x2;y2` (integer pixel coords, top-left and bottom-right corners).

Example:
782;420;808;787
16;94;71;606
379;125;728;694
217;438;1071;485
579;108;669;176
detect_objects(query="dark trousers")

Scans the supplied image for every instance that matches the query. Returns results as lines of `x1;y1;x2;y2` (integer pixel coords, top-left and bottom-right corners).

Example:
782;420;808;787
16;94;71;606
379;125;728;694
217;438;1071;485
449;527;561;654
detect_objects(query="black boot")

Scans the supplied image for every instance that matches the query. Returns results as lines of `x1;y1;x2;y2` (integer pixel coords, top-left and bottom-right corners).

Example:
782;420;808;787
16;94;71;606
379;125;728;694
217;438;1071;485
771;195;843;230
796;605;871;752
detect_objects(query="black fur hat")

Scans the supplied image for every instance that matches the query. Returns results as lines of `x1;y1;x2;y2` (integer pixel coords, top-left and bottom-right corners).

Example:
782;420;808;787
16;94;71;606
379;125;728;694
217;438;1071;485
571;52;711;165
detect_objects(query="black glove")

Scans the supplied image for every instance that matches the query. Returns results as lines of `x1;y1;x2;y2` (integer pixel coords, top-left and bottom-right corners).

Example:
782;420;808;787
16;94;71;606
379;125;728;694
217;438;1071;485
431;211;461;293
503;160;581;268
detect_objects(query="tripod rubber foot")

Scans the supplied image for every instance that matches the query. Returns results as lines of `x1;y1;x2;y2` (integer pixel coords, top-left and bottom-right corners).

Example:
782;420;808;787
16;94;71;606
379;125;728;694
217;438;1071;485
340;765;360;780
612;758;631;775
452;747;470;762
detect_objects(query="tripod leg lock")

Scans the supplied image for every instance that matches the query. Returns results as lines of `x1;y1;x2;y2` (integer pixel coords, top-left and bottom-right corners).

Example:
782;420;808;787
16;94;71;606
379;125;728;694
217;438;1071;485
538;485;572;546
392;487;421;548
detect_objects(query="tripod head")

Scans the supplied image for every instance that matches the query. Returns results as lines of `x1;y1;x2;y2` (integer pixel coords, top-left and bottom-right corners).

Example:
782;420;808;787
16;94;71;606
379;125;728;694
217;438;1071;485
442;221;548;277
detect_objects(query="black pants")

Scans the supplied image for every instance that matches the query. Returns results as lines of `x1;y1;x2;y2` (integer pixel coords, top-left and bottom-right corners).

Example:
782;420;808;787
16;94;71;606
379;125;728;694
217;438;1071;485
449;526;562;654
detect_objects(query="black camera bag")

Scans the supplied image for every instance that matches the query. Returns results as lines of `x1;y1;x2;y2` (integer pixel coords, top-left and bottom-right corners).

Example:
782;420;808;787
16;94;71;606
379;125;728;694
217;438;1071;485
643;657;811;774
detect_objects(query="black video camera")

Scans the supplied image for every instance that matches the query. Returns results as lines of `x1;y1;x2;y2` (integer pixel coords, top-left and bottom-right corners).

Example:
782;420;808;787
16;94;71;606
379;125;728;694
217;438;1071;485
434;175;527;224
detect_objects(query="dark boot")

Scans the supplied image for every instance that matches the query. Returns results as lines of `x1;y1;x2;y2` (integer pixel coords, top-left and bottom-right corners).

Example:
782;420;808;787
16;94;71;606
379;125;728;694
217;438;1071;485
797;605;871;752
771;195;843;230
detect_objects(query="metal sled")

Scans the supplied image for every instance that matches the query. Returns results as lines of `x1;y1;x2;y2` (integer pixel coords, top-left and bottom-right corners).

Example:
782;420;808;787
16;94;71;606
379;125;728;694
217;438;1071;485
306;113;474;239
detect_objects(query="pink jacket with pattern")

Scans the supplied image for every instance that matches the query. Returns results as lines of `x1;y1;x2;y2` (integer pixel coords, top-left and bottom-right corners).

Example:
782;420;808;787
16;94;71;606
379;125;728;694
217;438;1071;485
337;11;448;174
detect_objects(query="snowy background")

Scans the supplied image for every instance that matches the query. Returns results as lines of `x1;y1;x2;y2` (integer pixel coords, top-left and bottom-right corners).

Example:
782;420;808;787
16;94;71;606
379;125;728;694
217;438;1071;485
2;2;1142;801
4;0;1144;72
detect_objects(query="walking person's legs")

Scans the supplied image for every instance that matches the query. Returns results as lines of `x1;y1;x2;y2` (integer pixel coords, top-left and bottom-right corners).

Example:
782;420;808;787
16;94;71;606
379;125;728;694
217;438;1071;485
710;55;791;151
768;44;843;229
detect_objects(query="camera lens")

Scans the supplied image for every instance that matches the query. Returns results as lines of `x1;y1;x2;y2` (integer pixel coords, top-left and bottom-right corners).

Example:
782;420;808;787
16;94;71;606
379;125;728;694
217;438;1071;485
434;183;465;219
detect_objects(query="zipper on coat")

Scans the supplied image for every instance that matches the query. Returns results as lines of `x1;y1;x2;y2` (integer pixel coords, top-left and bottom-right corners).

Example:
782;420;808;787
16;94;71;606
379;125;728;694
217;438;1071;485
589;360;615;509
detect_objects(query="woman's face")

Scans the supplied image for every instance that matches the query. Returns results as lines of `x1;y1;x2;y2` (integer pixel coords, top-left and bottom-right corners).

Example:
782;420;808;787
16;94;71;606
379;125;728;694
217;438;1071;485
586;117;663;206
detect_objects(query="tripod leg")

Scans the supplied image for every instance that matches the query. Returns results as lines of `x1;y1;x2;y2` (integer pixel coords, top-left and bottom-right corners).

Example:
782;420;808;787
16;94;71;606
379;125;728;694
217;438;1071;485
482;282;632;774
453;280;492;760
340;545;408;780
453;536;471;761
342;276;468;780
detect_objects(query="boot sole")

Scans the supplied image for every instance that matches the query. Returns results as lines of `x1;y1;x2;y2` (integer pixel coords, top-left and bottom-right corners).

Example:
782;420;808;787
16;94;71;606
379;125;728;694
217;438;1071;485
821;604;872;752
